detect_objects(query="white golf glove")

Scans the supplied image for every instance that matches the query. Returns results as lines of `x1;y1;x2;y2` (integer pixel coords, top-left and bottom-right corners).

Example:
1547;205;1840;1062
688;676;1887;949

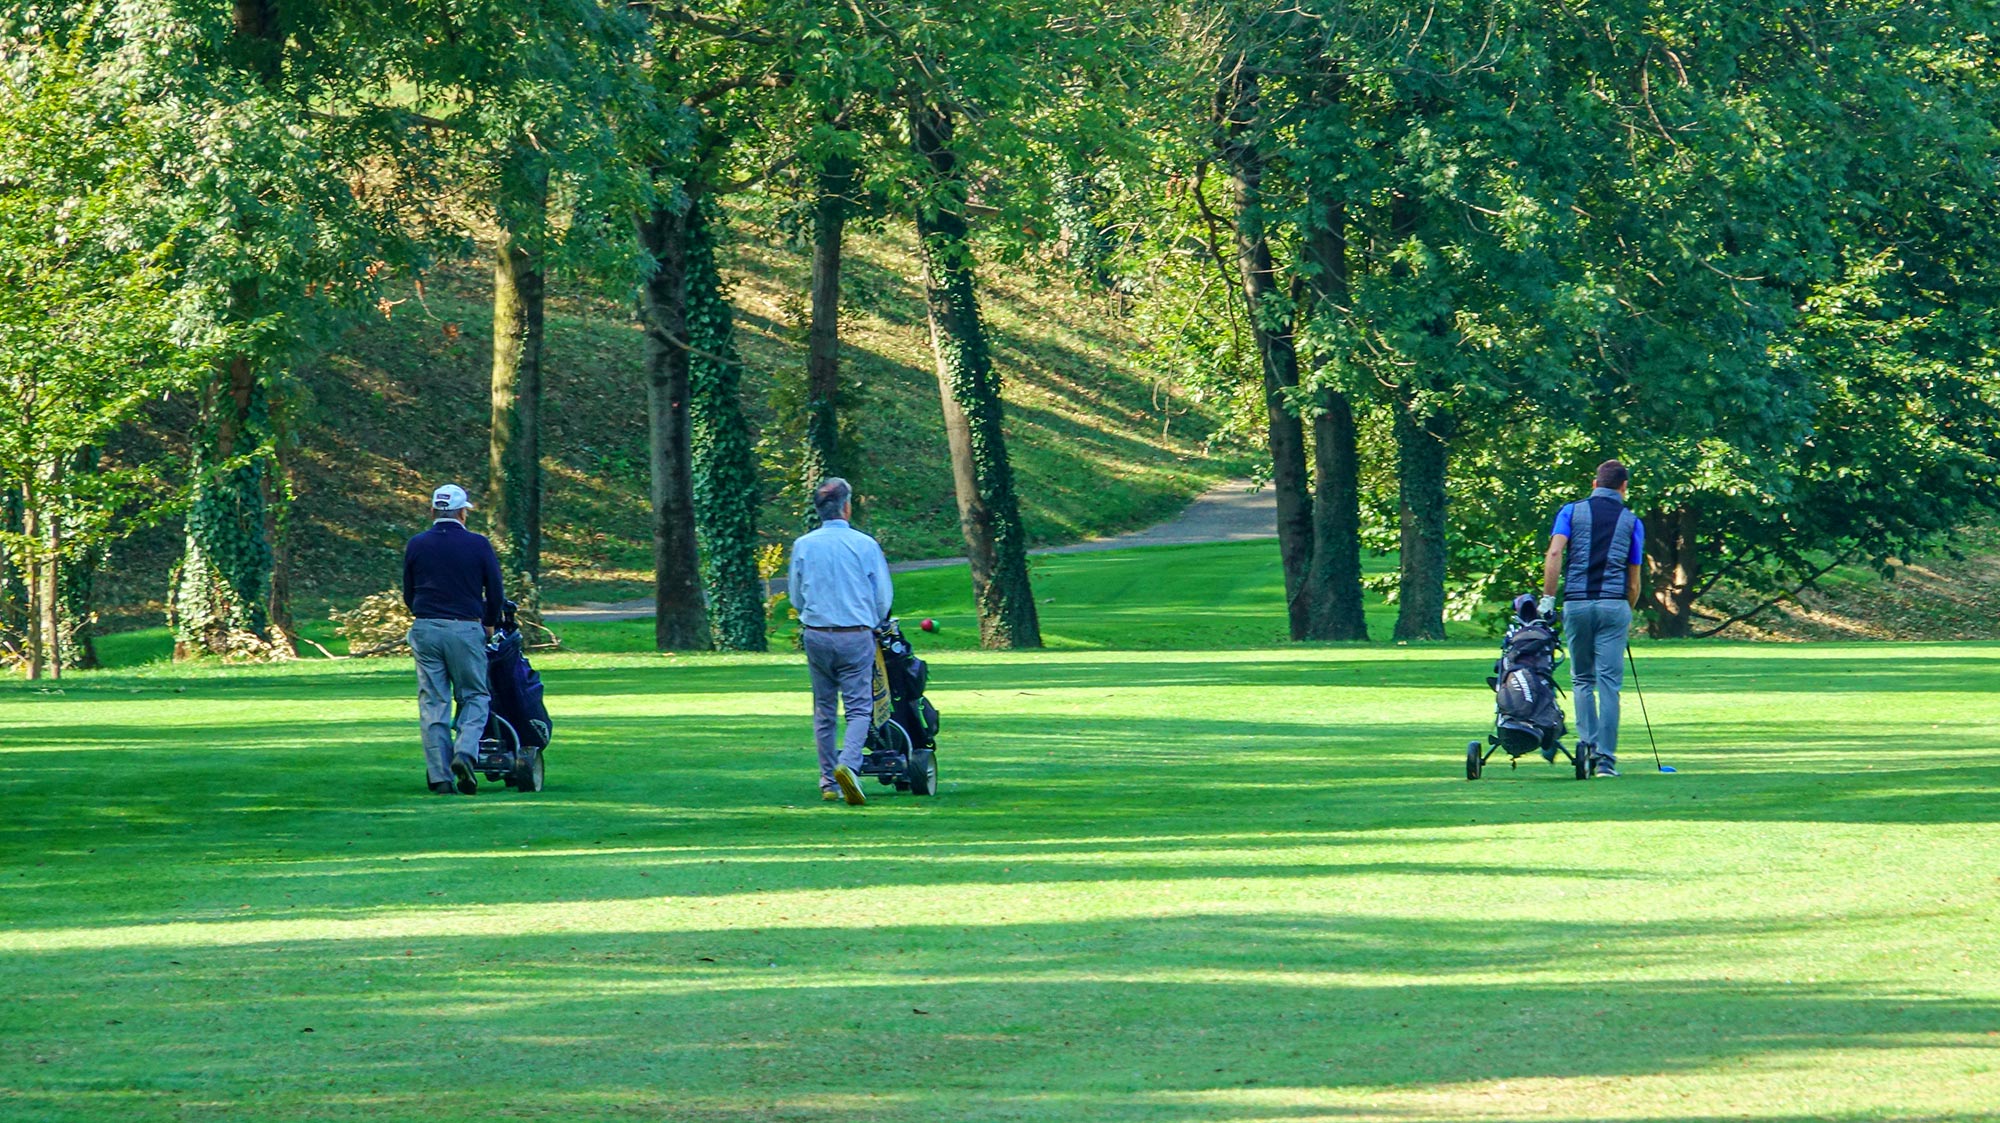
1537;595;1556;618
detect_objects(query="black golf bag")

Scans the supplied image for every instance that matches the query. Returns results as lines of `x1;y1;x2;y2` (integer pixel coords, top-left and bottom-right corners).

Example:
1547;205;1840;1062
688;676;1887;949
1466;599;1593;780
1492;618;1565;754
860;619;940;795
478;603;551;791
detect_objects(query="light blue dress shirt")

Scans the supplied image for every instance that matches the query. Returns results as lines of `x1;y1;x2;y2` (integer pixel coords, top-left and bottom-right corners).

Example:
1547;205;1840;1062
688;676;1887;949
788;520;893;627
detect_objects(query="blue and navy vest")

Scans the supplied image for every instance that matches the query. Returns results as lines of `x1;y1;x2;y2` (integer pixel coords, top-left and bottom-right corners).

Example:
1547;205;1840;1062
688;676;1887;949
1562;489;1639;602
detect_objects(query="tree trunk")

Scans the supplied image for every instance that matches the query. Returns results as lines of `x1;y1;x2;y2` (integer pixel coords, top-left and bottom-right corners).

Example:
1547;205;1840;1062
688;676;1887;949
264;394;296;652
1300;189;1368;641
686;198;766;652
178;0;281;659
488;173;548;618
1217;62;1314;641
1392;404;1451;641
1;489;24;646
636;201;711;651
801;151;852;531
173;340;275;659
36;462;61;679
57;448;99;670
22;480;43;680
910;101;1040;649
1645;504;1699;638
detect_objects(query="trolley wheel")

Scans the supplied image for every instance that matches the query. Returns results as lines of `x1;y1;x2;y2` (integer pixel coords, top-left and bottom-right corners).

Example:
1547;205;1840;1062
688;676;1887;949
894;779;912;792
1466;740;1483;780
510;746;545;793
907;748;938;796
480;715;521;781
1574;743;1592;781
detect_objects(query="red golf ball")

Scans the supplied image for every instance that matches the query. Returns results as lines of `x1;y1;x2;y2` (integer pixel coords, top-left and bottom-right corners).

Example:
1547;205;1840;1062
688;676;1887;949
920;618;936;632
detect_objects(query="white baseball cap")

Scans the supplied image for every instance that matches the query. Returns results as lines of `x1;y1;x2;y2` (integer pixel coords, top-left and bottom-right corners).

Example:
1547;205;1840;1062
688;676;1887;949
431;484;472;511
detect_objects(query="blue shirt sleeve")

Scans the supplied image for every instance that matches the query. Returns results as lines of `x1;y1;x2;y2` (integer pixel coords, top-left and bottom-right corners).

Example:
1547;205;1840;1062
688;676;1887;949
1551;503;1573;539
1629;517;1645;565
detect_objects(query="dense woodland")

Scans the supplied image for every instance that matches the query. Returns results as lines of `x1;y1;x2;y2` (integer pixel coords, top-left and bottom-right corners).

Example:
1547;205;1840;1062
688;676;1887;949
3;1;1998;677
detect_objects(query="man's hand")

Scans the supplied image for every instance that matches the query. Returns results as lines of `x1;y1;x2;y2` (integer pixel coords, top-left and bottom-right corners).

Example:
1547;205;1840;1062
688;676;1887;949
1537;595;1555;619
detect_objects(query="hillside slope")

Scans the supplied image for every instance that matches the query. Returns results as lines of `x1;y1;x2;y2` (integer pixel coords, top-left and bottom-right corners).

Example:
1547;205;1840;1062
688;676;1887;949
98;214;1243;622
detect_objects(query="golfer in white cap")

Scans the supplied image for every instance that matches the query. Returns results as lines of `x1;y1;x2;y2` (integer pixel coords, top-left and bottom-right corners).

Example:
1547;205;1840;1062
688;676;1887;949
402;484;507;794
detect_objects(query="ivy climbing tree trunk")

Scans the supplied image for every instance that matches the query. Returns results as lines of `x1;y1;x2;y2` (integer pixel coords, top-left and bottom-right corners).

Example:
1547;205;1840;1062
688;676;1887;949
910;101;1040;650
1301;188;1368;641
171;3;287;660
1217;62;1314;642
1392;403;1452;641
685;198;766;652
488;158;549;619
800;150;852;530
1645;505;1700;638
636;199;711;651
173;342;277;659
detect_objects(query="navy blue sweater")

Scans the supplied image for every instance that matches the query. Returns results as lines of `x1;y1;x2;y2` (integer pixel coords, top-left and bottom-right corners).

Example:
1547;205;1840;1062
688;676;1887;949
402;520;507;626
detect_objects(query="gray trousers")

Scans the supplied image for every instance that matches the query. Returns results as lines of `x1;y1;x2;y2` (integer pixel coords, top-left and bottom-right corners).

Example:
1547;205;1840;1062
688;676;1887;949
409;618;490;784
1564;599;1632;764
804;628;874;787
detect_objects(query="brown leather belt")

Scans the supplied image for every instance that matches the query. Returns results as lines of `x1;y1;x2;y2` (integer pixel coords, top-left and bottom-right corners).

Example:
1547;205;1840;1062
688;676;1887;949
803;625;872;633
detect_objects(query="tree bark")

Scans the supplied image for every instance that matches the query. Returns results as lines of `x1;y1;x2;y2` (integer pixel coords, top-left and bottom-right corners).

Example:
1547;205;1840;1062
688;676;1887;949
1392;404;1451;641
1217;62;1314;641
636;202;711;651
488;173;548;617
1645;505;1699;638
22;480;44;680
36;461;61;679
1300;188;1368;641
801;151;852;531
910;101;1040;649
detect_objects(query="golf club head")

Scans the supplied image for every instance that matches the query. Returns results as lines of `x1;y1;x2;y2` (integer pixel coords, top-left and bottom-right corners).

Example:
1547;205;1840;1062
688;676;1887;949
1658;765;1677;773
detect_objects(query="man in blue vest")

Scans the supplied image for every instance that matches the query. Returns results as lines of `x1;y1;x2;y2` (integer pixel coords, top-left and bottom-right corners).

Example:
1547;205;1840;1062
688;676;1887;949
1537;460;1643;777
403;483;507;795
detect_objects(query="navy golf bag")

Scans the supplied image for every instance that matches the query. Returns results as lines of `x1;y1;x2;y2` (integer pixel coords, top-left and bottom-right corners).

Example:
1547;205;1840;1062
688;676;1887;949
478;602;551;791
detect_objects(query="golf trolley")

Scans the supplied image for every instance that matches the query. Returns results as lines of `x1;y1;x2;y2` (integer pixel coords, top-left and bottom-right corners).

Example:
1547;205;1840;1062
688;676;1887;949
1466;599;1594;781
857;619;940;796
472;602;551;793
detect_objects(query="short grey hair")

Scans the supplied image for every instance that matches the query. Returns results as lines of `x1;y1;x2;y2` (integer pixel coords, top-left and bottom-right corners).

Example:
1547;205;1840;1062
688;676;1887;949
814;477;852;522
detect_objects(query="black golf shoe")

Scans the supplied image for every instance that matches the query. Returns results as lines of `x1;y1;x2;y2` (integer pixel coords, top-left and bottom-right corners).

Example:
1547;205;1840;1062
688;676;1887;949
429;780;455;795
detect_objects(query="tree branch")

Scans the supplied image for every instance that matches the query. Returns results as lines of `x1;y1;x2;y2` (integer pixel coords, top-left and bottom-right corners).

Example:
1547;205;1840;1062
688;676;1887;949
1692;547;1859;638
687;71;791;107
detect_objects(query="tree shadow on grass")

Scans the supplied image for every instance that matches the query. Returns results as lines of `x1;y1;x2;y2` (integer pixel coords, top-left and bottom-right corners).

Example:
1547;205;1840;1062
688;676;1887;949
3;912;1994;1122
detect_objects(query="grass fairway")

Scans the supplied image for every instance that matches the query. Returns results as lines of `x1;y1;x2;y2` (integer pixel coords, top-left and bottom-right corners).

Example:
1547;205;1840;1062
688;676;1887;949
6;623;2000;1118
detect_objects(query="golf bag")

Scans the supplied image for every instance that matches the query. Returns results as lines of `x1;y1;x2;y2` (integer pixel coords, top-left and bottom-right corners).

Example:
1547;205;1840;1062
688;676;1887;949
477;603;550;791
860;618;941;795
1466;596;1592;780
876;619;939;750
1491;617;1565;754
488;628;552;750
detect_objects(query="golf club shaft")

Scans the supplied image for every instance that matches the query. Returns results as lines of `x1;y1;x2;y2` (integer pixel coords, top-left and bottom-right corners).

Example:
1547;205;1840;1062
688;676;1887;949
1625;643;1664;771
